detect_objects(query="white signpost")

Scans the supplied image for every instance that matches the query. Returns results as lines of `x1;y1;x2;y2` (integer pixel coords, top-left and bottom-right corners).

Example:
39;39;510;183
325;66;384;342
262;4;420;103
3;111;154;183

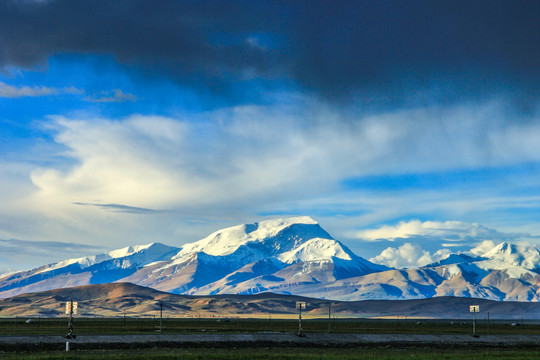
65;300;78;339
470;305;480;337
296;301;306;337
65;301;78;315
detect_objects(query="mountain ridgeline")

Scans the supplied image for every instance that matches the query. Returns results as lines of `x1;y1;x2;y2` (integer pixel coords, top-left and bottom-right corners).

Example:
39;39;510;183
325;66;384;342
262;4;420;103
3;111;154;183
2;217;540;302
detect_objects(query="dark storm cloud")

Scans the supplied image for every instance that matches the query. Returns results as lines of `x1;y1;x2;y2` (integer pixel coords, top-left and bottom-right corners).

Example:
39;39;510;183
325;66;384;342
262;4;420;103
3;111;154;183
0;0;279;96
1;0;539;105
290;1;540;108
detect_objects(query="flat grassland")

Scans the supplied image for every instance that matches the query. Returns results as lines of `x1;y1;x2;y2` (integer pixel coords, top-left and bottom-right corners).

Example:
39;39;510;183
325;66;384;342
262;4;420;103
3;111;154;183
2;318;540;359
1;317;538;336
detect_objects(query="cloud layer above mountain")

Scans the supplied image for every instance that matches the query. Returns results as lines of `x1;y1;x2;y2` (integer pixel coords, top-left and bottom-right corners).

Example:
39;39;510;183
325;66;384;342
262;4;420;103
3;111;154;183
22;100;540;224
359;220;530;244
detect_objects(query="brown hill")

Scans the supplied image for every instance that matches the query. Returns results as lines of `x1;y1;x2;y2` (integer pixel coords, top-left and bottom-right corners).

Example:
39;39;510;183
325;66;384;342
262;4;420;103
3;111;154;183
0;282;312;318
1;282;539;319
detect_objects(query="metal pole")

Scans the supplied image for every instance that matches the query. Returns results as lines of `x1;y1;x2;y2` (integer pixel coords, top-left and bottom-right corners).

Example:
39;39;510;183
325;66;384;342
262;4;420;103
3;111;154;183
328;303;331;333
298;306;303;336
160;301;163;334
68;299;74;337
473;308;476;336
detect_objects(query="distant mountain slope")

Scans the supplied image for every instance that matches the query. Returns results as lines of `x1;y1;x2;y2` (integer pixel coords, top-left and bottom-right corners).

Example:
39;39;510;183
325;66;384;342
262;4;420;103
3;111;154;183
2;217;540;302
0;243;180;299
1;282;539;319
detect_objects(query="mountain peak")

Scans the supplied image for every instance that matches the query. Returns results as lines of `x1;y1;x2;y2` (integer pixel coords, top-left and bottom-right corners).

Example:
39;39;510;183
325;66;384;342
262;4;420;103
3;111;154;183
484;242;512;256
482;242;524;259
277;237;353;263
107;242;164;258
172;216;329;259
424;253;482;268
480;242;540;270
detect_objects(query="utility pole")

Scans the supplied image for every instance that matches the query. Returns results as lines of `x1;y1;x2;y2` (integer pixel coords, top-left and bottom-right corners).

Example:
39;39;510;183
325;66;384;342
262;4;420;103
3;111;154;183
296;301;306;337
470;305;479;337
64;299;77;339
68;299;74;338
473;308;476;336
328;303;331;333
298;305;303;336
160;301;163;334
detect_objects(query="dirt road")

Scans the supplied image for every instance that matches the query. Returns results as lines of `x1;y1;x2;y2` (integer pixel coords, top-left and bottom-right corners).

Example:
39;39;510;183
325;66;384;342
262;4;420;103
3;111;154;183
2;333;540;351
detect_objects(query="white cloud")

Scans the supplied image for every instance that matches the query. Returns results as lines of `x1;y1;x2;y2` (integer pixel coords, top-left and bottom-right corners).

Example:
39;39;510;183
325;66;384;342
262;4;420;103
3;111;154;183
19;99;540;221
468;240;497;256
357;220;504;242
369;242;450;268
349;219;540;263
29;115;191;208
0;81;82;98
354;219;538;254
28;104;390;214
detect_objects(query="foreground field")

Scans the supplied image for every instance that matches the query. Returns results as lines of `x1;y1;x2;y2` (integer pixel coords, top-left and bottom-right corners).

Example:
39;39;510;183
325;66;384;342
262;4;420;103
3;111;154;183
1;317;539;336
3;318;540;359
2;347;540;360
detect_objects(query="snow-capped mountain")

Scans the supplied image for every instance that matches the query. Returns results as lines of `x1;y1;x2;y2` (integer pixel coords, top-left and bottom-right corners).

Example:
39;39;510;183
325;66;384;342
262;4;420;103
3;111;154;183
120;216;388;295
419;242;540;301
2;217;540;302
0;217;387;299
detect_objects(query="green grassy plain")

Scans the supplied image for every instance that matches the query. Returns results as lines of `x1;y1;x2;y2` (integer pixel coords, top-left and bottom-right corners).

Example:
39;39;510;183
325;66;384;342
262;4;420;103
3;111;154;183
1;317;539;336
2;317;540;359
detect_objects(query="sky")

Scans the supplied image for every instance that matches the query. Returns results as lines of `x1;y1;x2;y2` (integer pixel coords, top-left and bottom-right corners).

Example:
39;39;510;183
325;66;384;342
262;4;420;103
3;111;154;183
1;0;540;274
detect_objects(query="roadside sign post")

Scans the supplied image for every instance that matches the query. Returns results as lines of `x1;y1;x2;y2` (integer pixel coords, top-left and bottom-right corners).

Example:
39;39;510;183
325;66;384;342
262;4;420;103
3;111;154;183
64;299;78;339
296;301;306;337
470;305;480;337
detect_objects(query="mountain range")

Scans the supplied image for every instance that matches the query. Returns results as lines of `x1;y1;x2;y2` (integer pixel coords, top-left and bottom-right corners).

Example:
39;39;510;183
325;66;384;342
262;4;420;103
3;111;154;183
2;216;540;302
